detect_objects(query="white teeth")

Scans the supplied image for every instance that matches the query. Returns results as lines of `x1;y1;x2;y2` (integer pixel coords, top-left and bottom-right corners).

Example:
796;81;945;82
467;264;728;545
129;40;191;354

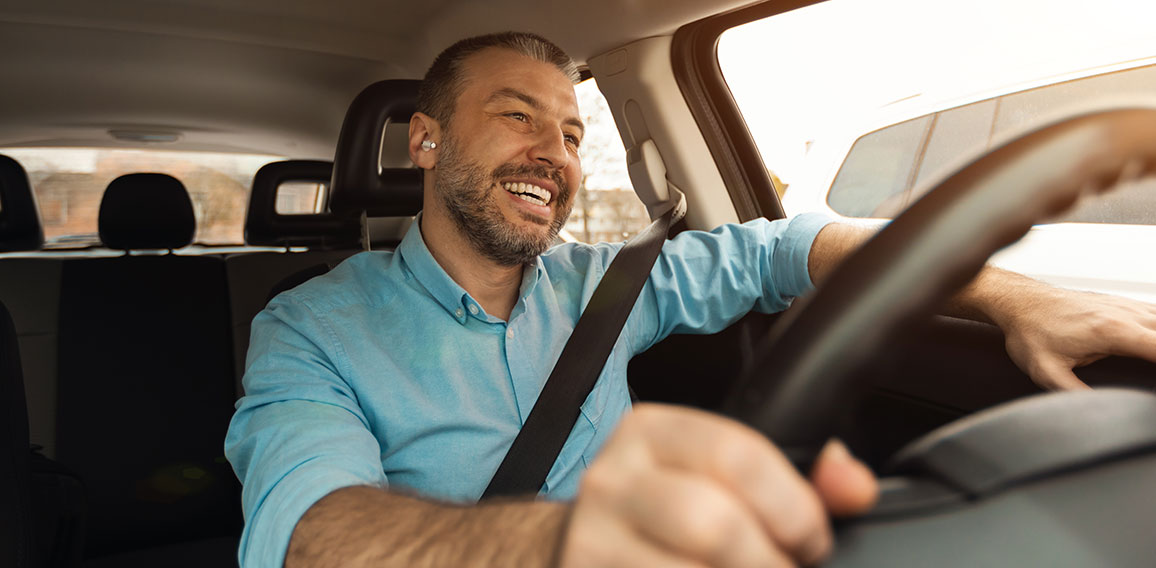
502;182;552;205
515;193;546;206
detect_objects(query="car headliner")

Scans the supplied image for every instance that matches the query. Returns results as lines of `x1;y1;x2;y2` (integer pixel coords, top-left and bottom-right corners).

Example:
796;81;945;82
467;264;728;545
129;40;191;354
0;0;763;160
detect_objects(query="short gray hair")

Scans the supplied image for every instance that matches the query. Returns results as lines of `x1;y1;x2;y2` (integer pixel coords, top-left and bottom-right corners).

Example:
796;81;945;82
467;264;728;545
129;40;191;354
417;32;580;126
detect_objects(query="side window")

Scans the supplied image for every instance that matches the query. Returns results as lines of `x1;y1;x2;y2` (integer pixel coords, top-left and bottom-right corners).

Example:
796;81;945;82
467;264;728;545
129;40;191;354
826;116;931;218
566;79;650;243
827;63;1156;224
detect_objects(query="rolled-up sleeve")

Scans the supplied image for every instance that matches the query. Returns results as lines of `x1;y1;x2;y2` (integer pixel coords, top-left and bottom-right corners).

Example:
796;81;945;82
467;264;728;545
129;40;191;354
628;212;832;351
225;294;388;568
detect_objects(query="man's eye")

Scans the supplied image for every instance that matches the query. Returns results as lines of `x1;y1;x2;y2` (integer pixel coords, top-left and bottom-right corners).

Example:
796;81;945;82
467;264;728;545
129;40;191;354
507;112;529;122
565;134;581;147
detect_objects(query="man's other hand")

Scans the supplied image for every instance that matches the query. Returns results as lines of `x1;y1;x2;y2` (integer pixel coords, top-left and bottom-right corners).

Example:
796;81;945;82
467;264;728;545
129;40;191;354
986;280;1156;390
557;404;877;568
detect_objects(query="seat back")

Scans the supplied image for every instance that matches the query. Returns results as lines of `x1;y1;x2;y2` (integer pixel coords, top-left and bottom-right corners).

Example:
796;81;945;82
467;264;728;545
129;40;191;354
2;296;85;568
226;160;362;388
241;82;428;366
1;299;33;567
55;174;240;558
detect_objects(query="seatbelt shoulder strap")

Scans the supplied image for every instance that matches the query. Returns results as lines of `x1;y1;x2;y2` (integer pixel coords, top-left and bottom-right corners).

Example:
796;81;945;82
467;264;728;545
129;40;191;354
482;191;685;499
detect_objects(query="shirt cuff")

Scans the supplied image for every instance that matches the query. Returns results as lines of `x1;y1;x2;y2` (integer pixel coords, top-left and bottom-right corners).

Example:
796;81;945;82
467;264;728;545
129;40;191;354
772;212;836;299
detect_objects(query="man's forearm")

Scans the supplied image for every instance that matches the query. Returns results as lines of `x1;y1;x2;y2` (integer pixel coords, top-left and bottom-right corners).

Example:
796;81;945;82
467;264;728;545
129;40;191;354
806;222;872;286
286;486;570;568
805;221;1045;325
941;264;1053;326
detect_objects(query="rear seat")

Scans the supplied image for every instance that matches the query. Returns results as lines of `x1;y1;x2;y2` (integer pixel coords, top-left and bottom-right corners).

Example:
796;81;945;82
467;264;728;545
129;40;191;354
1;83;423;559
2;296;34;568
55;173;241;560
224;160;361;390
0;158;85;568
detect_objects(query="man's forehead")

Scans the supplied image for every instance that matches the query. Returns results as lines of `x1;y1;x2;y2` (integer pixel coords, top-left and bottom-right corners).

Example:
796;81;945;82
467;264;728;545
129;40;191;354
458;48;579;108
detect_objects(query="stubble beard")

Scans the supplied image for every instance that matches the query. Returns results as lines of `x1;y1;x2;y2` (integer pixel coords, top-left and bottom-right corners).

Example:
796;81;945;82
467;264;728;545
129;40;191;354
433;134;573;267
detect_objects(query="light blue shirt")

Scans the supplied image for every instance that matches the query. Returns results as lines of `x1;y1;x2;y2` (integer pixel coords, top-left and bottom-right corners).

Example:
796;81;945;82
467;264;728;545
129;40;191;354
224;212;830;567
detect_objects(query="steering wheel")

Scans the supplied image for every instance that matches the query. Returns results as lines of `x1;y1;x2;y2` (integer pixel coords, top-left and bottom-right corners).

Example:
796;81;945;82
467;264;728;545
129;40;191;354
723;107;1156;469
719;108;1156;565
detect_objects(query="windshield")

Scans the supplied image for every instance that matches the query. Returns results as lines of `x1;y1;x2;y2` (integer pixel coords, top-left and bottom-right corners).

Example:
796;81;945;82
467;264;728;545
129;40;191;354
716;0;1156;303
3;148;280;248
718;0;1156;218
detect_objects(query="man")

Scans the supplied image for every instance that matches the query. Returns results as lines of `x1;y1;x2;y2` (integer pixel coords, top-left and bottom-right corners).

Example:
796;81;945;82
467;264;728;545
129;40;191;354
225;32;1156;567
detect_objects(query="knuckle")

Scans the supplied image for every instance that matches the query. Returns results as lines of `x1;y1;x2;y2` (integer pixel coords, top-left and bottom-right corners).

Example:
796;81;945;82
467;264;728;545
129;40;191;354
675;489;744;557
1088;313;1128;339
628;403;669;429
579;460;627;502
776;495;831;560
706;427;768;480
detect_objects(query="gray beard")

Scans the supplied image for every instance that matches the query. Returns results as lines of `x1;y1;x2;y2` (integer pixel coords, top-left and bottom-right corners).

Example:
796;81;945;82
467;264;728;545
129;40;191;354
433;137;572;267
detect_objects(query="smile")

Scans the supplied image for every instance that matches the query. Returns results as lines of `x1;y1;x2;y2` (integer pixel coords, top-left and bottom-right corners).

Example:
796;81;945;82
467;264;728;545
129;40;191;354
502;181;552;207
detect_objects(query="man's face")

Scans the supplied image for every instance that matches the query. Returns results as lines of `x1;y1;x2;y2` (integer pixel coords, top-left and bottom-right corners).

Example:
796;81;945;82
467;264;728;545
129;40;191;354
432;48;584;266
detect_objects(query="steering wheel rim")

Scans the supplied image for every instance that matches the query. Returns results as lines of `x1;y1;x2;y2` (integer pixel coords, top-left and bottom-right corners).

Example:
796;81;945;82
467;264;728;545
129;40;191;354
723;107;1156;470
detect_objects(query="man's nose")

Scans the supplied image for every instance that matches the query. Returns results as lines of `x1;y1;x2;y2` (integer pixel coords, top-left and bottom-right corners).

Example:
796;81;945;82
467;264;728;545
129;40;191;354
528;126;569;170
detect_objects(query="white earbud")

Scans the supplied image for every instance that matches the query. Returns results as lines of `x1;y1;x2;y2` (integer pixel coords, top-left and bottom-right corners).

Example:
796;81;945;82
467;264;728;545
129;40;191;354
421;140;438;151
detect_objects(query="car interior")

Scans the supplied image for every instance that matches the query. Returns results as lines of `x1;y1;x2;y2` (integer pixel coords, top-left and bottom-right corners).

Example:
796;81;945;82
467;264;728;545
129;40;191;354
2;0;1155;566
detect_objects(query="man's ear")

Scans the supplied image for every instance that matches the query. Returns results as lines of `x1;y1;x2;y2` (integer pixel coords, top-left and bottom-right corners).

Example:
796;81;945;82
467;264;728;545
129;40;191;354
408;112;441;170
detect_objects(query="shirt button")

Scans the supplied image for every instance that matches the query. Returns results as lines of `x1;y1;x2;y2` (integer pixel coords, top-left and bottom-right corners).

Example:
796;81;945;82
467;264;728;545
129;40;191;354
506;328;514;339
468;305;479;315
455;308;464;318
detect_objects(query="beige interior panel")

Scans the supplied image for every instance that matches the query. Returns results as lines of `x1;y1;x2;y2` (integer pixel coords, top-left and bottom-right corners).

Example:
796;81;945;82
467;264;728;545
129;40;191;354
588;36;740;231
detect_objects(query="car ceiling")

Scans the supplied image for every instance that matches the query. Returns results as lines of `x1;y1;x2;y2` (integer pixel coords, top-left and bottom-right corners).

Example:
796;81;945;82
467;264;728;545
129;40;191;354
0;0;760;160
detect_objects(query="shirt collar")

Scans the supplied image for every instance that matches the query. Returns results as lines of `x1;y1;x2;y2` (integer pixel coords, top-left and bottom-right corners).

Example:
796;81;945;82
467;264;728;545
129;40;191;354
397;214;544;324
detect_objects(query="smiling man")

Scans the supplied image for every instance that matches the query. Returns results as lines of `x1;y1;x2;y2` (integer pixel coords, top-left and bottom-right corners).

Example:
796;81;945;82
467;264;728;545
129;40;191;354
225;32;1156;568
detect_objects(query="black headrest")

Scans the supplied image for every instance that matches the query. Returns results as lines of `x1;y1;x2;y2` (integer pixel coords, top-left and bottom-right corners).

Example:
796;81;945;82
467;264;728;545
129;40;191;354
329;79;424;217
244;160;359;248
0;155;44;252
99;173;195;250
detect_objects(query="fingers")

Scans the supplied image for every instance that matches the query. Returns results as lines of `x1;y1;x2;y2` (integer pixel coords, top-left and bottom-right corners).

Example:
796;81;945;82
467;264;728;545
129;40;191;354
998;288;1156;390
571;404;841;567
1031;356;1092;391
1102;319;1156;363
809;440;879;518
625;405;834;563
558;503;709;568
623;469;794;568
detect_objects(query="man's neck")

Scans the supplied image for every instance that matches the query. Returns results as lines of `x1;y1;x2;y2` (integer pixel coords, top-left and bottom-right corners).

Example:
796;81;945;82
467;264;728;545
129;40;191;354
420;211;524;321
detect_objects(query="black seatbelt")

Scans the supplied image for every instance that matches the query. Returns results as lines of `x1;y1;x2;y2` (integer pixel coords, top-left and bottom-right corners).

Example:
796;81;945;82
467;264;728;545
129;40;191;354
483;191;685;499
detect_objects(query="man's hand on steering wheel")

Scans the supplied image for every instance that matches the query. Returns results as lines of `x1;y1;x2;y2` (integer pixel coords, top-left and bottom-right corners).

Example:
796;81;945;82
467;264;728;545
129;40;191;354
962;267;1156;390
809;220;1156;393
557;404;878;568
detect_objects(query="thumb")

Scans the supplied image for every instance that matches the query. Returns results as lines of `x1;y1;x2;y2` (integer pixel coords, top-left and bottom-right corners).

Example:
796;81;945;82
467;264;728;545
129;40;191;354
1031;357;1091;391
810;439;878;518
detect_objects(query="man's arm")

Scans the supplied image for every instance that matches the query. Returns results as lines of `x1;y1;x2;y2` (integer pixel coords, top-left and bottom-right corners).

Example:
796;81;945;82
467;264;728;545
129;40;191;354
286;487;567;568
806;222;1156;389
286;404;878;568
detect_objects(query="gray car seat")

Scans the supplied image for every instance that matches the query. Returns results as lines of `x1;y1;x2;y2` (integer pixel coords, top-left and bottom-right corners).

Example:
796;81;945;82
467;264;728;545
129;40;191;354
55;174;240;563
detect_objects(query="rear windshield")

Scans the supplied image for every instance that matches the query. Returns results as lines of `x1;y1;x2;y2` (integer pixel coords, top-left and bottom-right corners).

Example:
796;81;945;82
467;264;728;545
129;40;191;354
3;148;280;248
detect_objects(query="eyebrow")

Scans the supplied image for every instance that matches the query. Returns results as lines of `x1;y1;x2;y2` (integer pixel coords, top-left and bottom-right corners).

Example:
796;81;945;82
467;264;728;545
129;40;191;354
487;87;586;137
